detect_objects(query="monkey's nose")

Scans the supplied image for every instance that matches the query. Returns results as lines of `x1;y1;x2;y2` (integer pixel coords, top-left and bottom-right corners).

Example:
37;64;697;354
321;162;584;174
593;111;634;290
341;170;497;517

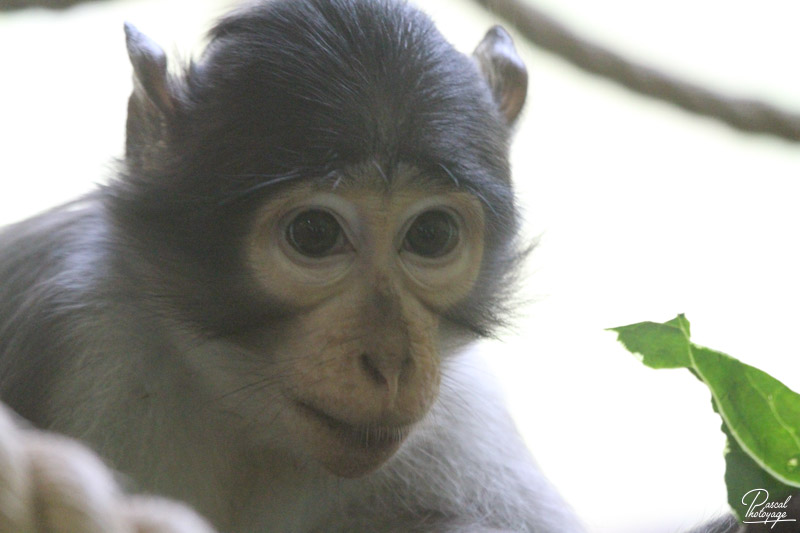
359;352;405;399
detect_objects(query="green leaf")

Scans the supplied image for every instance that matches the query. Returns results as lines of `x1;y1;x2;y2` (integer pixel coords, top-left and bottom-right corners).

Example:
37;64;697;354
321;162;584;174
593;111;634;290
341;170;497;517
720;418;796;521
610;314;800;520
607;314;691;368
692;345;800;486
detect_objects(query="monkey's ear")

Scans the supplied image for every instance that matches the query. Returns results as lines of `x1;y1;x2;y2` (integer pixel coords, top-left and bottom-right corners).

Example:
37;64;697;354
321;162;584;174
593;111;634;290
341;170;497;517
124;23;176;116
472;26;528;125
124;23;178;169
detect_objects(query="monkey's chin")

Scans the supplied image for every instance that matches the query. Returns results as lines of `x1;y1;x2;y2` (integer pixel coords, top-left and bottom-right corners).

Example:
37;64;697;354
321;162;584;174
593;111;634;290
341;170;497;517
294;401;412;478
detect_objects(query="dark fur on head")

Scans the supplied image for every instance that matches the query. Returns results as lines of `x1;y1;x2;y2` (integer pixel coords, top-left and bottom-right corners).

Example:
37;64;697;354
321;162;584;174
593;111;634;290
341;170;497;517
107;0;523;338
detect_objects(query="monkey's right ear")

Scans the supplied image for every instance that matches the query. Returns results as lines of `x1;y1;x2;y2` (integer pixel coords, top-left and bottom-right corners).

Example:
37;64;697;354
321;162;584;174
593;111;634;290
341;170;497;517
124;23;178;169
124;23;176;117
472;26;528;125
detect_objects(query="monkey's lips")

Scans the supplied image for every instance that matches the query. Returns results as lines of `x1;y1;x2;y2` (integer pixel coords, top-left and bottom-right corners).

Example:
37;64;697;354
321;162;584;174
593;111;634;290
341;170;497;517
295;401;411;449
293;401;412;477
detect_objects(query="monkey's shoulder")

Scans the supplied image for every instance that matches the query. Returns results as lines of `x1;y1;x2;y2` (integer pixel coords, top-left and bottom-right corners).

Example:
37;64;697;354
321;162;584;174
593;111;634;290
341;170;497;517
0;194;110;421
0;194;107;295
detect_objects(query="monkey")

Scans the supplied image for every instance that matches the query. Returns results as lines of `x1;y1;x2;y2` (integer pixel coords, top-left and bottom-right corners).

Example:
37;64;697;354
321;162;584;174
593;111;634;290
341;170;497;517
0;0;747;532
0;0;586;531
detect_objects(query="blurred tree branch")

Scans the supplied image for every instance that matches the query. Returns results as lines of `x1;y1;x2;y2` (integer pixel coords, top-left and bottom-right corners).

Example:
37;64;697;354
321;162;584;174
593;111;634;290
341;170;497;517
473;0;800;142
0;0;107;10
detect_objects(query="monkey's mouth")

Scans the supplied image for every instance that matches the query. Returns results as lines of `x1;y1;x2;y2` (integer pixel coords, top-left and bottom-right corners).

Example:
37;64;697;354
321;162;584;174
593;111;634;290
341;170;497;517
294;401;411;452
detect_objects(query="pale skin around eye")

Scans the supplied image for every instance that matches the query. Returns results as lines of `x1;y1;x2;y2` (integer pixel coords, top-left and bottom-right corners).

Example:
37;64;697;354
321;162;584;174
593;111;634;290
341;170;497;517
246;183;486;312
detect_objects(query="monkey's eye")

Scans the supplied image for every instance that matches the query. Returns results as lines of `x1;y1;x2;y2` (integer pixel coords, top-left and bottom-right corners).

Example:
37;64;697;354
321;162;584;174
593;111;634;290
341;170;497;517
286;209;346;257
403;210;459;258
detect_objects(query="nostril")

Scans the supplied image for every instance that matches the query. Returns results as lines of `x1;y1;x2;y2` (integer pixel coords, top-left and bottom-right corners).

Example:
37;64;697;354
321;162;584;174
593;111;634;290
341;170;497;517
360;353;388;386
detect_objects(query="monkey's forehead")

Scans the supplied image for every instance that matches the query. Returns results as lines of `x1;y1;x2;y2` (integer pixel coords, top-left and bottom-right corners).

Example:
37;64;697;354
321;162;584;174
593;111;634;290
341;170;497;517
260;162;478;200
250;176;486;223
310;162;463;192
180;0;510;185
213;159;501;216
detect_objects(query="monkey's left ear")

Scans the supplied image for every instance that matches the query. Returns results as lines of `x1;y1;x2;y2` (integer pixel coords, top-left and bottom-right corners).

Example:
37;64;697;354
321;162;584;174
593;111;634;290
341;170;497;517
473;26;528;125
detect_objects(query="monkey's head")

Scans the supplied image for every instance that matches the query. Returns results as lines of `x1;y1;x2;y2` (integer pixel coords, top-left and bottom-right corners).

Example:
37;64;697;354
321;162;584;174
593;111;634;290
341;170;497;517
109;0;527;478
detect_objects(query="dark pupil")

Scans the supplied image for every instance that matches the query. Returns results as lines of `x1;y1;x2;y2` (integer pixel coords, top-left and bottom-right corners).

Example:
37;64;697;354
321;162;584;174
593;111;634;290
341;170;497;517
287;210;341;257
405;210;457;258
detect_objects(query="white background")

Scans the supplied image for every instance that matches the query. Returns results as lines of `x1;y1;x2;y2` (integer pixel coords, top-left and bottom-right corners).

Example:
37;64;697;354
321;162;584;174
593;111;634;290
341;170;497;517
1;1;799;531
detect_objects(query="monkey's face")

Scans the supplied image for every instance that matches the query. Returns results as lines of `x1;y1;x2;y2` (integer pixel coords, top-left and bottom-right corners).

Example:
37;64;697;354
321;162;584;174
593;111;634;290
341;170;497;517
118;0;526;480
241;167;485;477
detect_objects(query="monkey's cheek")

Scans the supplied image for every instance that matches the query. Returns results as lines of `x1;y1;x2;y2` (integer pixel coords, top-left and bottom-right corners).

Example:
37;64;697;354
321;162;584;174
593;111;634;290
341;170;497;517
293;405;411;478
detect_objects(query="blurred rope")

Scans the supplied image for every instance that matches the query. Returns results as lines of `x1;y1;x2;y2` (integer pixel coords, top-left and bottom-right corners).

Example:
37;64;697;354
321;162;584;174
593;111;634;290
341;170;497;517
0;402;216;533
474;0;800;143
